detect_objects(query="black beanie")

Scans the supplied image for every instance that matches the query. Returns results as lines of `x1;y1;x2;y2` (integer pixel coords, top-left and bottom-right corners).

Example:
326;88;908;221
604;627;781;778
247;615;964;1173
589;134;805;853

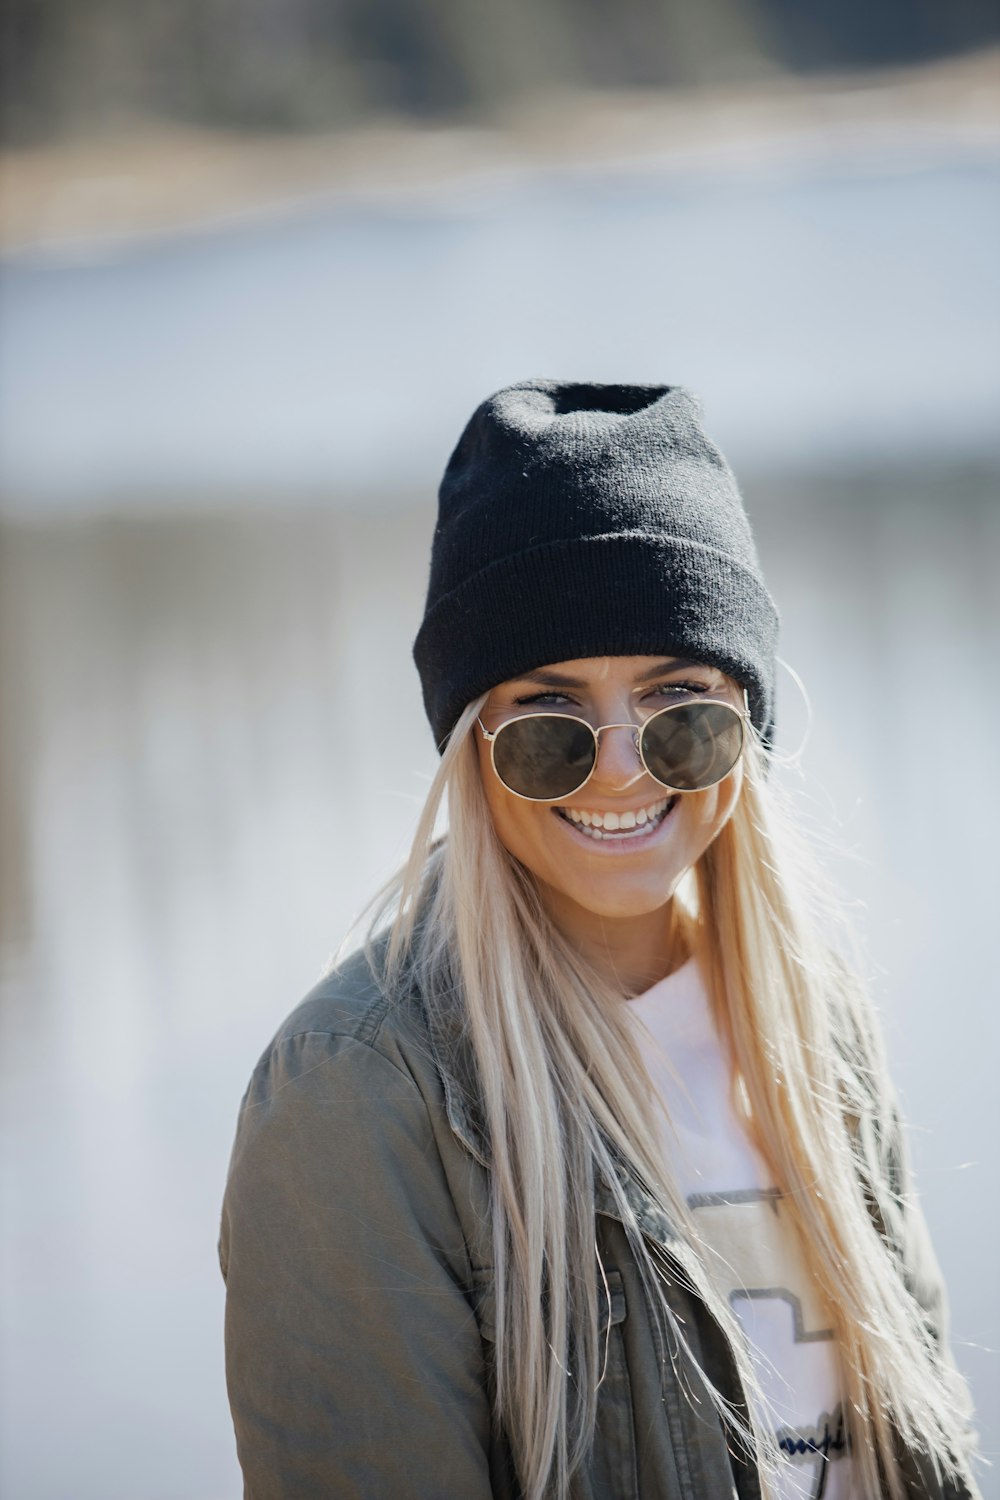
413;379;779;751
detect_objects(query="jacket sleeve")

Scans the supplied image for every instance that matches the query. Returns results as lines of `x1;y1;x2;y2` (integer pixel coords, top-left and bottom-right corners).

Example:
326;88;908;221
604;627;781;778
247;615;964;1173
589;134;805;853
218;1027;495;1500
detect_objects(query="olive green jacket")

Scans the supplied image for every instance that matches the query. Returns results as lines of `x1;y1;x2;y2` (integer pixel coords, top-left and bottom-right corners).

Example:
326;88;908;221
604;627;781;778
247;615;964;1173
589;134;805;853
219;939;977;1499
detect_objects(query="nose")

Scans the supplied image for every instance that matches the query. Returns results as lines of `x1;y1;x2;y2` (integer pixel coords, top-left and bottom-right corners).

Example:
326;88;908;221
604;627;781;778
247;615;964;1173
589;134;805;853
589;722;647;790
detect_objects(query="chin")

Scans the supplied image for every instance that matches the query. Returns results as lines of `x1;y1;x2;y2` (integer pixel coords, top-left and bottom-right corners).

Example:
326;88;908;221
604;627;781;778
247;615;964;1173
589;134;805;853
544;873;681;922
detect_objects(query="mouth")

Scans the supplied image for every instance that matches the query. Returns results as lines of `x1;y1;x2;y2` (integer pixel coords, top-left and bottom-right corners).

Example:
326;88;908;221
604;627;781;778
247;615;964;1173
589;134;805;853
552;794;680;848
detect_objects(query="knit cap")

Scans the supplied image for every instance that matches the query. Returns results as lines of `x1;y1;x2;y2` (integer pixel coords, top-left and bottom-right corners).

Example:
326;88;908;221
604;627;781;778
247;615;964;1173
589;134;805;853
413;379;779;750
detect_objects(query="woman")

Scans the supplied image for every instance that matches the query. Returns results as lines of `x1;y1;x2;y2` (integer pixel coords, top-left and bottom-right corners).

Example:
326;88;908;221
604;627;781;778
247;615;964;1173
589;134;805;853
219;381;979;1499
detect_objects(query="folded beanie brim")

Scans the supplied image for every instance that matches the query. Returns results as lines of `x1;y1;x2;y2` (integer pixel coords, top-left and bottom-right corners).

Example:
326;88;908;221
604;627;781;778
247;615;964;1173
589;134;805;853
413;531;779;751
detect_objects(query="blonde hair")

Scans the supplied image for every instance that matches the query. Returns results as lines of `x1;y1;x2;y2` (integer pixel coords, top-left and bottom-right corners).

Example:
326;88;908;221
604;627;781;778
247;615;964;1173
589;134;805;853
344;695;974;1500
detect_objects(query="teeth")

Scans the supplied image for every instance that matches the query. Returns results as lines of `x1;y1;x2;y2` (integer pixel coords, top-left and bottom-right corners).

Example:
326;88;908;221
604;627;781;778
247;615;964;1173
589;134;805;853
559;796;675;842
562;797;668;829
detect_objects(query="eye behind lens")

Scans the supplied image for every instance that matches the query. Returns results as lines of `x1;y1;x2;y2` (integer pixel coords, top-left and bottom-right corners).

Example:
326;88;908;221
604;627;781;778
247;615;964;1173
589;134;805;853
492;713;597;800
641;700;744;792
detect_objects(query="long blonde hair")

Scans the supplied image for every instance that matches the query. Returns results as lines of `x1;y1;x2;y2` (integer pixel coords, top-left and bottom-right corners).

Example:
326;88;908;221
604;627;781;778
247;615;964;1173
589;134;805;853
344;695;974;1500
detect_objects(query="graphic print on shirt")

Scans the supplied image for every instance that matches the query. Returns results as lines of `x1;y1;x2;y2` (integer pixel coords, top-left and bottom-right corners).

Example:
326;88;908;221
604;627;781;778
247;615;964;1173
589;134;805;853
688;1188;848;1500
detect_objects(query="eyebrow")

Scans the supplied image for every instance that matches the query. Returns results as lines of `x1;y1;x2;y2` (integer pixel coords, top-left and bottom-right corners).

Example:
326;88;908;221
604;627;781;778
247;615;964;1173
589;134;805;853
509;659;709;689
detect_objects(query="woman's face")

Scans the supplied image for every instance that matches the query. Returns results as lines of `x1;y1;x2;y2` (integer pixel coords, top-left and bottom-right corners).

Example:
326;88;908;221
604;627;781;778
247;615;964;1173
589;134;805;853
475;655;746;926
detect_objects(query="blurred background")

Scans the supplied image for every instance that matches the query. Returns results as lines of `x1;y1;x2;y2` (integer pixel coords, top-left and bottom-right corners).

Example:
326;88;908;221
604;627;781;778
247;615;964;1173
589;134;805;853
1;2;998;1496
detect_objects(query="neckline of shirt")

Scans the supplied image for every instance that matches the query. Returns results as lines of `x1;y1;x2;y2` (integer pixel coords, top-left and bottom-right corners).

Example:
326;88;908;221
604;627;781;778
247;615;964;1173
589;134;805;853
626;950;718;1050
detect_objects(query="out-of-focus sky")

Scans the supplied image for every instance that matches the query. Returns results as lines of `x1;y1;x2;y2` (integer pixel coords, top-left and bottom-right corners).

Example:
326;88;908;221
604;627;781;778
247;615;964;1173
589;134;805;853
1;6;998;1498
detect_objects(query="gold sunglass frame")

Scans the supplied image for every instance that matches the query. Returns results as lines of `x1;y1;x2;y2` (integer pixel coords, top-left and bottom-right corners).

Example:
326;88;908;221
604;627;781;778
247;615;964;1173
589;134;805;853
476;692;750;803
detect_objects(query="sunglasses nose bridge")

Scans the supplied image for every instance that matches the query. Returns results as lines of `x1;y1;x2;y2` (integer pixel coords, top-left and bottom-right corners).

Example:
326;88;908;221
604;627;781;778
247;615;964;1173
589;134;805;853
588;720;646;784
592;721;642;748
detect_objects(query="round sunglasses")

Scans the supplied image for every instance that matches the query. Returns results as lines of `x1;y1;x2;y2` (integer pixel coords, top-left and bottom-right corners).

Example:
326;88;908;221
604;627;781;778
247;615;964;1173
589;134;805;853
477;694;748;802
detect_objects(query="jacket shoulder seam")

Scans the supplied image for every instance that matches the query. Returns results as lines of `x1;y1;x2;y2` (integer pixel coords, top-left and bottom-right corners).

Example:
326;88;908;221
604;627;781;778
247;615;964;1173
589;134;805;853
270;990;419;1089
246;1029;422;1109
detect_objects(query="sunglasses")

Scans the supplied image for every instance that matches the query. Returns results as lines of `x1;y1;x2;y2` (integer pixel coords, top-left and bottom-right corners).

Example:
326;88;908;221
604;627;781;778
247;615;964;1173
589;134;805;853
477;694;748;802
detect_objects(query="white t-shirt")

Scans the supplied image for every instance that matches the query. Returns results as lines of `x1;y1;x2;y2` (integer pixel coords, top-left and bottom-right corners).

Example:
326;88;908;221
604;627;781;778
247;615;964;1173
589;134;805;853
627;955;852;1500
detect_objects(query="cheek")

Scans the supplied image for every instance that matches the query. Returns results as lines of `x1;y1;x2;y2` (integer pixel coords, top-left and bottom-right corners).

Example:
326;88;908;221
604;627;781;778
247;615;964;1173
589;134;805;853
474;733;491;788
476;738;557;864
685;763;744;847
475;736;501;813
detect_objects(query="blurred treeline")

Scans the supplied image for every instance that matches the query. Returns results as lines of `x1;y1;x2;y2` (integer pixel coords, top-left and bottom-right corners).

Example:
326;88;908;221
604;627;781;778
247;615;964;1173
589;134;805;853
3;0;998;145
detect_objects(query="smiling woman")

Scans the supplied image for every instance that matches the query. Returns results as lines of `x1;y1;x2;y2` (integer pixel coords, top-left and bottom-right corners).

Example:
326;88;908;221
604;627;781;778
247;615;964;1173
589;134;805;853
219;381;981;1500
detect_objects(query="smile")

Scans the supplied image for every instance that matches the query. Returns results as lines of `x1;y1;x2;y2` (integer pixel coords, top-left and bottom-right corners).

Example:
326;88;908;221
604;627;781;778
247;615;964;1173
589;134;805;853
553;794;679;843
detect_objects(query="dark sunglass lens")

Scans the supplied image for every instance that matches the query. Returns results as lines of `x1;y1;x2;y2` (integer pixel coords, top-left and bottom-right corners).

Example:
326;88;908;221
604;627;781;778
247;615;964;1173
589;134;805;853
641;702;744;791
493;716;596;799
